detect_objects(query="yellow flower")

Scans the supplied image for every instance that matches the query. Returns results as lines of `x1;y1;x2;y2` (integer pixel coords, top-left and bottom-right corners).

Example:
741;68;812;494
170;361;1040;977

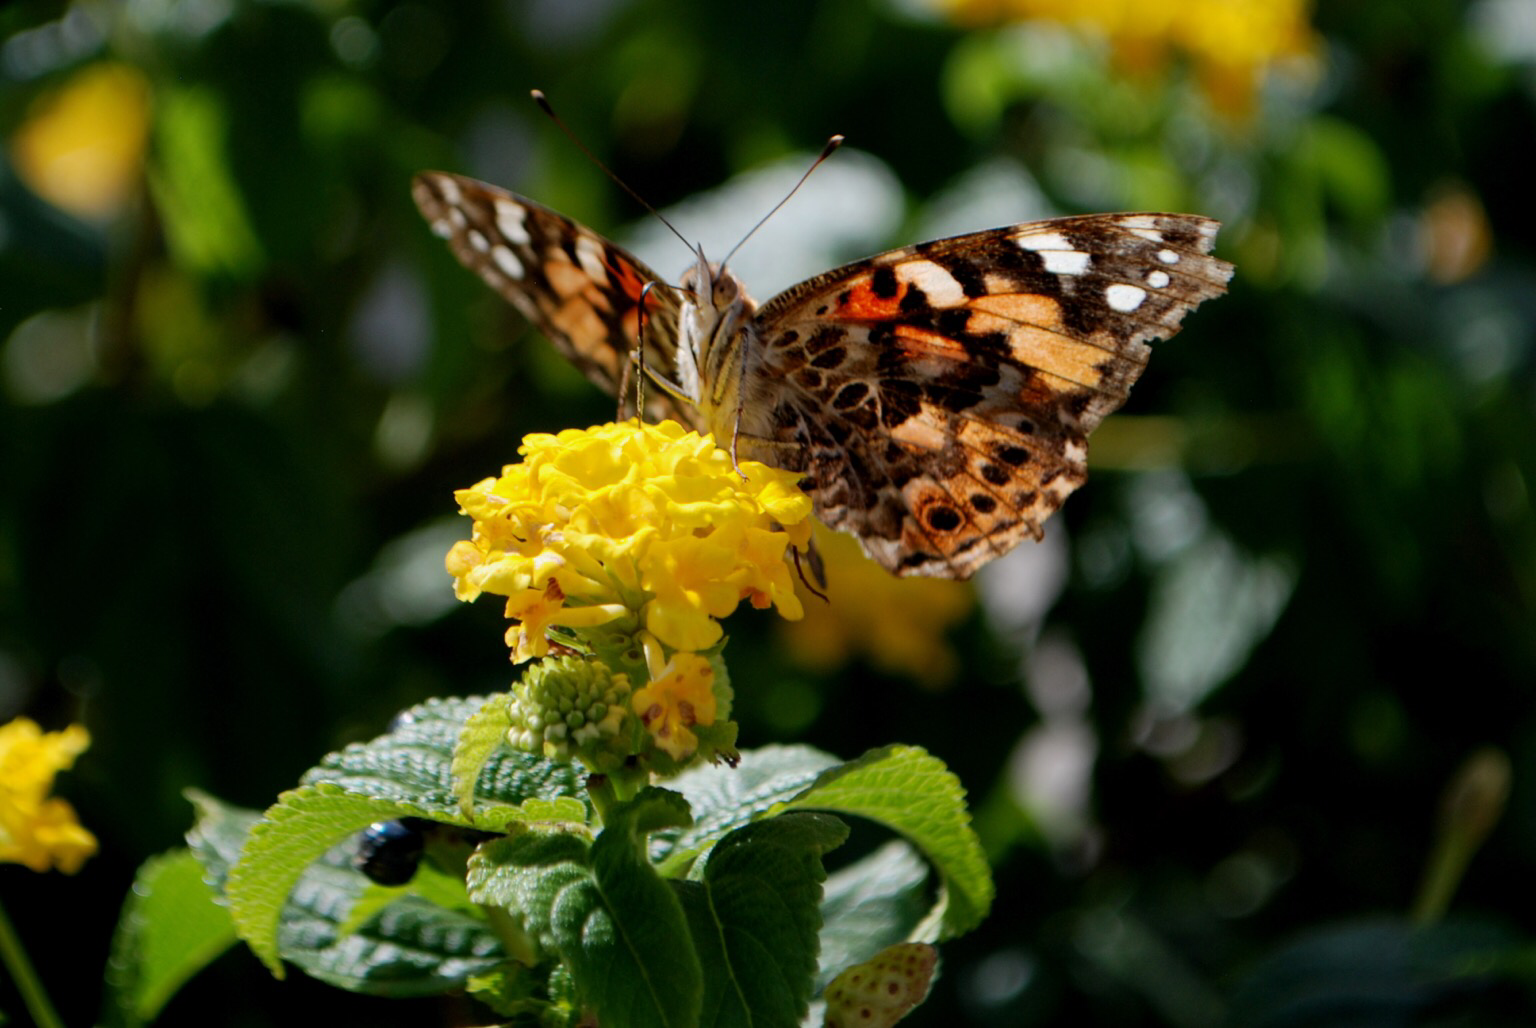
0;719;97;874
632;653;719;761
9;63;151;220
447;420;813;661
939;0;1320;116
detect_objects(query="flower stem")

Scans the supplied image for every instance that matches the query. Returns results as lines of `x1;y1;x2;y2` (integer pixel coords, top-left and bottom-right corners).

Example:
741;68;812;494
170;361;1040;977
587;774;619;827
0;896;64;1028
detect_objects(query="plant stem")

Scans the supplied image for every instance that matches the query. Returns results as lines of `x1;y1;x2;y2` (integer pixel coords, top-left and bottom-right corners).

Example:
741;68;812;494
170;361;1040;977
0;895;64;1028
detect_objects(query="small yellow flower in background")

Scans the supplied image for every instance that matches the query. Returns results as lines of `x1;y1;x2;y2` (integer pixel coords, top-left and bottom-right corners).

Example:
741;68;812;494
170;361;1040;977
632;653;719;761
9;62;152;220
0;718;97;874
447;420;813;662
781;528;973;685
939;0;1320;117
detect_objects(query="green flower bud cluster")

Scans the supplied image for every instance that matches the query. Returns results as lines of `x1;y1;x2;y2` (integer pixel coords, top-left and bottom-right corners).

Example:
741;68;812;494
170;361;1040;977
507;656;633;767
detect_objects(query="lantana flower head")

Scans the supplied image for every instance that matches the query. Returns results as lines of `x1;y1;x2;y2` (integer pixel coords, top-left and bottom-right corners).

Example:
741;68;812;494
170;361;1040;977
447;420;814;662
0;718;97;873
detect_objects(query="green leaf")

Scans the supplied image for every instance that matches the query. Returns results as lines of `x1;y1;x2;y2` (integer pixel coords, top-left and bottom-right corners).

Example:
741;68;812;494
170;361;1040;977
675;812;848;1028
187;787;505;996
103;849;238;1027
783;745;993;938
225;696;589;979
470;788;702;1028
451;694;516;818
276;837;504;996
226;783;428;976
302;695;587;824
655;744;842;874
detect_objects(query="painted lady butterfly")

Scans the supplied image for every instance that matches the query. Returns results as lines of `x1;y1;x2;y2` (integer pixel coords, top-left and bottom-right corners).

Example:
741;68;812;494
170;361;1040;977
413;169;1233;578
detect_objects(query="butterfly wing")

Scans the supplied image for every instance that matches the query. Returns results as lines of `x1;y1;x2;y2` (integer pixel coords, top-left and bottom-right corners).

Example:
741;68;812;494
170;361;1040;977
412;171;699;427
741;213;1234;578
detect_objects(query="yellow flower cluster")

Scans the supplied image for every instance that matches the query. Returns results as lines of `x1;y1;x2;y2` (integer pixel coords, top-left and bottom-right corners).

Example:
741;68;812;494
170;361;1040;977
447;420;813;662
942;0;1319;115
0;719;97;874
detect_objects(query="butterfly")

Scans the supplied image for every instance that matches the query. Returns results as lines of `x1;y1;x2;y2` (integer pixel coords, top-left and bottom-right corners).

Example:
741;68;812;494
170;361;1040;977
413;169;1233;579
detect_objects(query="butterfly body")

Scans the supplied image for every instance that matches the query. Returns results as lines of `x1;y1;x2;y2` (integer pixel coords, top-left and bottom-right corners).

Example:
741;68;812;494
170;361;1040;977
414;170;1232;579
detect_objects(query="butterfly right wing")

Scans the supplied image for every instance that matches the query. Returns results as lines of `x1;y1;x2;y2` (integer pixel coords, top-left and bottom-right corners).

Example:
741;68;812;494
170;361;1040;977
412;171;698;426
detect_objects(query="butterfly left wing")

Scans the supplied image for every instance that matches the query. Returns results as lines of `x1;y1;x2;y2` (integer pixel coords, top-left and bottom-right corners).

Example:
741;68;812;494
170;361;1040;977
412;171;699;427
736;213;1234;578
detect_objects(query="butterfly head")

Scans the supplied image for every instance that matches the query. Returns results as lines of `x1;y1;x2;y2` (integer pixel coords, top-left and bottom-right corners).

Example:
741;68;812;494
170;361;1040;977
674;253;757;418
677;255;745;309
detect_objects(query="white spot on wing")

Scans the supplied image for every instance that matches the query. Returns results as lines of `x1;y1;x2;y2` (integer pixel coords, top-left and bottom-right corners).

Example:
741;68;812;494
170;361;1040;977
1041;250;1091;276
1146;269;1171;288
492;245;524;279
1157;249;1180;265
494;199;531;245
1106;283;1147;312
467;229;489;253
575;236;610;284
430;219;452;239
1017;231;1072;252
447;207;466;231
899;260;966;306
438;177;462;205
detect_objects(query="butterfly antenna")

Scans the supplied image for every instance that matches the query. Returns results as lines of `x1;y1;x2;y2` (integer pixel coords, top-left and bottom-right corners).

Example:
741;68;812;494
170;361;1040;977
532;89;698;259
720;134;844;271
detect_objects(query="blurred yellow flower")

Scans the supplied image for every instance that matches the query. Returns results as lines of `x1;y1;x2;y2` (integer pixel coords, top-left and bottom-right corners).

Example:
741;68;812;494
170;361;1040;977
448;420;813;661
632;653;718;761
0;718;97;874
782;528;973;685
9;62;152;220
941;0;1319;116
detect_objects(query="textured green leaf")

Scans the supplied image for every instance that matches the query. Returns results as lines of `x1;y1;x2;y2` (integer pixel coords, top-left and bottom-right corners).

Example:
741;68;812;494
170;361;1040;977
224;696;590;981
103;849;237;1027
276;838;504;996
302;695;587;824
655;744;841;873
451;693;516;817
675;812;848;1028
187;788;502;995
783;745;992;938
226;783;423;975
470;788;701;1028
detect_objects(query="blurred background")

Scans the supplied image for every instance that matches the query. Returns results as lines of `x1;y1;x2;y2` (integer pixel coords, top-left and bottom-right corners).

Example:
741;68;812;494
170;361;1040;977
3;0;1535;1024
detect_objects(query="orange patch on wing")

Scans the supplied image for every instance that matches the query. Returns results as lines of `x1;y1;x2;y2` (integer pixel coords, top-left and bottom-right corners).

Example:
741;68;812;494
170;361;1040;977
552;298;607;348
545;259;589;299
894;324;968;359
968;292;1065;329
605;255;661;311
838;276;908;319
